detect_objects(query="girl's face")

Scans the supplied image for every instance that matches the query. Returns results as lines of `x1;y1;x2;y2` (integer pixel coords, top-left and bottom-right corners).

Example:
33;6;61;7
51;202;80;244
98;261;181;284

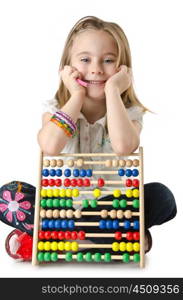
70;30;118;100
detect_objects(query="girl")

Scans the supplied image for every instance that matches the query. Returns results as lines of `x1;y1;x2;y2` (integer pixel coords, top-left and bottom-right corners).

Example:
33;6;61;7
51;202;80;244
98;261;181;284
2;16;176;260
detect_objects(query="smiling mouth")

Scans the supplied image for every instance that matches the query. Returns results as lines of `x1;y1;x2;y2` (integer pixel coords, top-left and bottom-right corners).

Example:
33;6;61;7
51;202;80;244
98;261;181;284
84;80;106;85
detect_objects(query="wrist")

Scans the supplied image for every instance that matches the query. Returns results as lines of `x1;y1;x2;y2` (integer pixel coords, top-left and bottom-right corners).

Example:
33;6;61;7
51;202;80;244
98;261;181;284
105;83;121;95
71;89;86;99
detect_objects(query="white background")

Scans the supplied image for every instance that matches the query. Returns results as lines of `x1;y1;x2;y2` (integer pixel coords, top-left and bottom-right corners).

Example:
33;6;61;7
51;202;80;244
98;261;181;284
0;0;182;277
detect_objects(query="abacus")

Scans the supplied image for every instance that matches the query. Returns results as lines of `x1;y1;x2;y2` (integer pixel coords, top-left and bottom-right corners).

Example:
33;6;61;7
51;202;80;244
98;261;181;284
32;147;145;267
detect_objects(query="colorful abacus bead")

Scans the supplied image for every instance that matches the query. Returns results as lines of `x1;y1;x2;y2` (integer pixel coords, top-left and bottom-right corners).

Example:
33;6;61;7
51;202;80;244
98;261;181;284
132;169;139;176
133;179;139;187
50;169;56;176
118;169;125;176
125;169;132;177
64;179;71;187
80;169;86;177
93;189;101;198
113;189;121;197
55;179;62;186
83;179;90;186
42;169;49;177
126;179;132;187
41;179;48;187
64;169;71;177
77;179;83;187
73;169;79;177
56;169;62;176
86;169;92;177
98;178;105;187
71;179;77;187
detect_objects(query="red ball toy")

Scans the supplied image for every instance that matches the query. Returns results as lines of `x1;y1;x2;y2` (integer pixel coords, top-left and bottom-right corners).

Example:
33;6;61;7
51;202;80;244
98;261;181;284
41;179;48;187
78;231;85;240
51;231;58;239
115;232;122;240
58;231;65;240
132;179;139;187
38;230;45;239
44;231;51;240
71;179;77;187
55;179;62;187
126;232;133;241
133;232;140;240
71;231;78;240
64;178;71;187
83;178;90;186
98;178;105;187
77;179;83;187
65;231;71;239
48;179;55;186
126;179;132;187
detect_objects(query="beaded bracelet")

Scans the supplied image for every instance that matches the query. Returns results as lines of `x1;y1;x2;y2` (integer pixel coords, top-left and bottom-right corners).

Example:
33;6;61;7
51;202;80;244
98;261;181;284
51;115;74;137
55;112;76;132
51;117;72;137
50;113;77;138
56;111;77;131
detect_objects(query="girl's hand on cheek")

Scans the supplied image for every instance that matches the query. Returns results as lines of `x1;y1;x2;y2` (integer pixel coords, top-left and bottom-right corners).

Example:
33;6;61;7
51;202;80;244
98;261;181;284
60;65;86;96
104;65;132;94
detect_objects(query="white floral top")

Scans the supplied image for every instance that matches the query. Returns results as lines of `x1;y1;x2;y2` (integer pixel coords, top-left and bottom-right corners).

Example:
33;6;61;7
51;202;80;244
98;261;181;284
42;98;145;206
42;98;144;153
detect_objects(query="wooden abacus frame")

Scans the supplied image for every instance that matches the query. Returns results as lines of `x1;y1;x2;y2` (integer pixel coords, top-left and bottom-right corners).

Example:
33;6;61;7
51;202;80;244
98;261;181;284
32;147;145;267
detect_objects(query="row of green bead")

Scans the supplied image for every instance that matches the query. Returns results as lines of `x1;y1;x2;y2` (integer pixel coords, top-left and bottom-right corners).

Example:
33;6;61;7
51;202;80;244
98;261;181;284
37;252;140;263
41;198;73;208
113;199;139;208
40;198;139;209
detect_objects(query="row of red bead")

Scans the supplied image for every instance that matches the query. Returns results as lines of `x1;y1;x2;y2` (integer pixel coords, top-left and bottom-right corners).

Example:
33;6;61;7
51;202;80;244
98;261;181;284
41;178;139;188
38;230;140;241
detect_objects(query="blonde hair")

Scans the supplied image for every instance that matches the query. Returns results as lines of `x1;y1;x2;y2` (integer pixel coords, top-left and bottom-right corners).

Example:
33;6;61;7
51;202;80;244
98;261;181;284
55;16;147;112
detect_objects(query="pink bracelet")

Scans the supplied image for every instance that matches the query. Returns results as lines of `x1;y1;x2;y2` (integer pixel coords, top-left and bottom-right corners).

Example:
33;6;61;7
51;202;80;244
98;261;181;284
56;111;77;130
55;112;76;132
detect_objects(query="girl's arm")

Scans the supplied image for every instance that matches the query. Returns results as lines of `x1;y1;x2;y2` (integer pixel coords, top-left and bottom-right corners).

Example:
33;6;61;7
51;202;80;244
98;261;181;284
38;66;85;155
105;66;141;155
37;91;84;155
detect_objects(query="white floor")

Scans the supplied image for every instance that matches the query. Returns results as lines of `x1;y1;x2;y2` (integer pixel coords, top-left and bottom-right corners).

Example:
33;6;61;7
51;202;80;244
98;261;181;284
0;214;181;278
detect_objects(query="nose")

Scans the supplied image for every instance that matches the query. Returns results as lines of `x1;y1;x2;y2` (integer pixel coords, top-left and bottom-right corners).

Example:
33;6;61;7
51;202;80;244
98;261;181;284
90;62;104;75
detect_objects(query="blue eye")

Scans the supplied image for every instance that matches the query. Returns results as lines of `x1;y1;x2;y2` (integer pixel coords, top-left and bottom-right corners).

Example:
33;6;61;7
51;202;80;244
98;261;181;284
81;58;89;62
104;59;114;63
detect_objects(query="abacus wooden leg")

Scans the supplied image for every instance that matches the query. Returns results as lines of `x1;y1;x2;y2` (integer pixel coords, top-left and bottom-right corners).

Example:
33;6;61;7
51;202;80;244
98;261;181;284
32;151;43;266
139;147;145;268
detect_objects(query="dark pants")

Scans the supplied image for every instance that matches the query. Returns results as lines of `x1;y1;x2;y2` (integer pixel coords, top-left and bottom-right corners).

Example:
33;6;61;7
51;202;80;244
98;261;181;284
144;182;177;229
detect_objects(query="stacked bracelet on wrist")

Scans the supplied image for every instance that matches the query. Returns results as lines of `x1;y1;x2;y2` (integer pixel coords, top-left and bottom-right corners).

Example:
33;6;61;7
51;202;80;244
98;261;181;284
50;111;77;138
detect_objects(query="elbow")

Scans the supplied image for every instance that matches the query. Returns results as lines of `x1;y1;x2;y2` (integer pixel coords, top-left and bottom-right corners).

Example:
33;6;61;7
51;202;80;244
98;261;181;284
39;142;61;156
113;137;140;156
42;147;61;156
37;133;62;156
113;147;131;157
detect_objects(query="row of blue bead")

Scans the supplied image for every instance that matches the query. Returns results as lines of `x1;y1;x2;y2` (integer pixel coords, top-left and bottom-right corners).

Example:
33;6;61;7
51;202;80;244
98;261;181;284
41;219;139;230
42;168;139;177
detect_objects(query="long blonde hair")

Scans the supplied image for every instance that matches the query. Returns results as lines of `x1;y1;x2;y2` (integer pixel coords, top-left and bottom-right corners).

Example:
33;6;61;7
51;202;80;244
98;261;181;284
55;16;147;112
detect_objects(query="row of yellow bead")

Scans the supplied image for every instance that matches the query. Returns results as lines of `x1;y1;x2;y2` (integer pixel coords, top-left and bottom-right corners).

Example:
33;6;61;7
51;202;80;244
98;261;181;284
37;241;140;252
40;188;139;198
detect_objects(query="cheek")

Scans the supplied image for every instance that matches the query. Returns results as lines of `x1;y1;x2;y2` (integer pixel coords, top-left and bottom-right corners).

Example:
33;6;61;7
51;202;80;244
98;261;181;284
71;61;86;73
106;65;118;76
